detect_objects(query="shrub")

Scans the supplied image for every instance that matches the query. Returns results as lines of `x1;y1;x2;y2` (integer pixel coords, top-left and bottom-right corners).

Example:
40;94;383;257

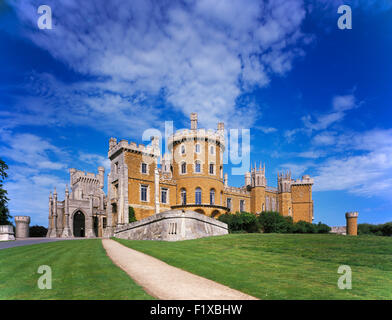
128;206;136;223
218;212;260;233
292;220;316;233
258;211;293;233
29;225;48;237
381;223;392;236
315;222;331;234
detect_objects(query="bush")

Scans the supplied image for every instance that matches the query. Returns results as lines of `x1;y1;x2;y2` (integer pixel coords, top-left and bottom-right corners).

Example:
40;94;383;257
293;220;316;233
381;223;392;236
128;206;136;223
218;212;260;233
29;225;48;237
315;222;331;234
258;211;293;233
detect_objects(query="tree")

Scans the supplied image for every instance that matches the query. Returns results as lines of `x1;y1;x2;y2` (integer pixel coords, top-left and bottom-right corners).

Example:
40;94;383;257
128;206;137;223
0;159;12;225
29;225;48;237
258;211;293;233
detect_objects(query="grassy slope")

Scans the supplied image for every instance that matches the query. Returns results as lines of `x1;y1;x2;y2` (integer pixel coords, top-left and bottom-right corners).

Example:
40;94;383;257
0;239;154;300
115;234;392;300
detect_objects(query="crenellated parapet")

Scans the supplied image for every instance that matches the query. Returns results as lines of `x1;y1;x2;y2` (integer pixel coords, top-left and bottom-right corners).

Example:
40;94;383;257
167;128;225;152
108;136;160;160
292;174;314;186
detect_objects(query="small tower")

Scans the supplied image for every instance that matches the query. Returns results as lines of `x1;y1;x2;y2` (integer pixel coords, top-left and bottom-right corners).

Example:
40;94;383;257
14;216;30;238
191;113;198;130
278;171;293;217
251;162;266;187
250;162;267;213
245;171;251;187
346;212;358;236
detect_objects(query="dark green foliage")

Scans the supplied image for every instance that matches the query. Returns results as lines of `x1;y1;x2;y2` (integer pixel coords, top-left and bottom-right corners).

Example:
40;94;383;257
218;212;260;233
314;222;331;234
293;220;316;233
29;225;48;237
219;210;331;234
258;211;293;233
358;223;392;237
0;159;12;225
128;206;137;223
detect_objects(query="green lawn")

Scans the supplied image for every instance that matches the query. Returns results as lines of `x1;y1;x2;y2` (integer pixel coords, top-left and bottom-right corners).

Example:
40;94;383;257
0;239;154;300
115;233;392;300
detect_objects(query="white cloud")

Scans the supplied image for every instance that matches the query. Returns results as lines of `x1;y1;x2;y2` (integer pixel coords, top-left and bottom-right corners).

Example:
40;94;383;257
8;0;310;131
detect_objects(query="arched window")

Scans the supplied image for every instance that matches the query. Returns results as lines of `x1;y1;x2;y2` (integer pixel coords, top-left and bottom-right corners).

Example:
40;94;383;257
210;189;215;205
195;188;202;205
181;162;187;174
181;144;185;154
195;161;201;173
181;188;187;205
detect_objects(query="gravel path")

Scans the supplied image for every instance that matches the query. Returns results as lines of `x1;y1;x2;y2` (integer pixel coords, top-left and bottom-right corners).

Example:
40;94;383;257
102;239;258;300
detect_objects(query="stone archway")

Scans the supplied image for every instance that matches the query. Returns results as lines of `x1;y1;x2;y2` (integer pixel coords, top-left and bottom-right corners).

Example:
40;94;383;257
73;211;85;237
194;209;205;215
211;210;220;218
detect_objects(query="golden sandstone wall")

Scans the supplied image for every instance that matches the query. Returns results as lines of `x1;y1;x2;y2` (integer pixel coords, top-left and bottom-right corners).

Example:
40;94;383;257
112;114;314;224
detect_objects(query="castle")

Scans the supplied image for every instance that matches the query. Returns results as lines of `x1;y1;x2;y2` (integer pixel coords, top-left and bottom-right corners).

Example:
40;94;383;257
47;113;314;238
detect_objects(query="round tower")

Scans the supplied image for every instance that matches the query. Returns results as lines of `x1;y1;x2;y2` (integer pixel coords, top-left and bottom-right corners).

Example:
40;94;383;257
14;216;30;238
345;212;358;236
168;113;227;217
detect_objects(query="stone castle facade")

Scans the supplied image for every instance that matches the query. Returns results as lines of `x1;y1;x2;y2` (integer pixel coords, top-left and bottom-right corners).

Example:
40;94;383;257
47;113;314;238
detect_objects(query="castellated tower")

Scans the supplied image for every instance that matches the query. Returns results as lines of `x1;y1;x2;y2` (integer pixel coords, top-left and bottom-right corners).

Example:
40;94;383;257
278;171;292;217
346;212;358;236
250;163;266;213
15;216;30;238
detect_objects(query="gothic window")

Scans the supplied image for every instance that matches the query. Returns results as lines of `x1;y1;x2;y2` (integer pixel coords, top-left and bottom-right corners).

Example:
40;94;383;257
209;163;215;175
227;198;232;211
141;163;147;174
140;185;148;202
210;145;215;154
257;177;260;185
240;200;245;212
181;144;186;155
210;189;215;205
195;187;202;205
161;188;168;204
195;161;201;173
181;188;187;205
181;162;187;174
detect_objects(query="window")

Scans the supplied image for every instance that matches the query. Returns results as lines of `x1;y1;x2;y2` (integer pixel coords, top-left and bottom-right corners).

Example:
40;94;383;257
210;189;215;205
103;217;107;228
181;144;185;154
209;163;215;174
195;144;200;153
195;188;202;205
240;200;245;212
141;185;148;202
141;163;147;174
181;189;187;205
181;162;187;174
161;188;168;204
114;162;119;173
210;145;215;154
195;161;201;173
227;198;232;211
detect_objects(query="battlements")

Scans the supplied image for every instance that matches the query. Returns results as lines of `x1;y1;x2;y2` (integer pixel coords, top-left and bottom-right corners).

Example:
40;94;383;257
14;216;30;223
291;175;314;186
167;128;225;151
224;185;249;195
108;136;160;159
70;167;104;188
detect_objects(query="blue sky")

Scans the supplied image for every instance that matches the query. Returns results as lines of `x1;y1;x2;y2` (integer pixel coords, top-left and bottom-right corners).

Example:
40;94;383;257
0;0;391;227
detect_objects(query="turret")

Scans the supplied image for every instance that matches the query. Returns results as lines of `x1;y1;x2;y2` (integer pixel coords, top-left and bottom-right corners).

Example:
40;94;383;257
251;162;266;187
278;171;292;193
98;166;105;189
245;171;251;187
191;112;198;130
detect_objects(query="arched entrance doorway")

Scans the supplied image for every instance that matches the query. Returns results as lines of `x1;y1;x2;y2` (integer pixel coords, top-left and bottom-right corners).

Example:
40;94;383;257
73;211;85;237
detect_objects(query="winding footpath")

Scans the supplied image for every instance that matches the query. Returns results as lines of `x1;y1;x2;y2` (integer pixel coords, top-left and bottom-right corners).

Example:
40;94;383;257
102;239;257;300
